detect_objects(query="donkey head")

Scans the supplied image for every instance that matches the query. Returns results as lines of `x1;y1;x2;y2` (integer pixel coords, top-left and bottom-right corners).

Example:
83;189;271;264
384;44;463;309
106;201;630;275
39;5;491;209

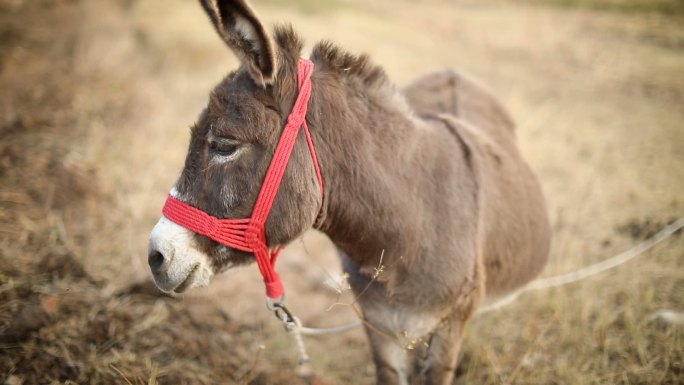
147;0;322;293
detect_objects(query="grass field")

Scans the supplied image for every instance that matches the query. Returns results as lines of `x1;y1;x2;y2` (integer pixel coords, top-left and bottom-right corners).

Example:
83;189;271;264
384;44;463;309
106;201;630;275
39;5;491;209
1;0;682;384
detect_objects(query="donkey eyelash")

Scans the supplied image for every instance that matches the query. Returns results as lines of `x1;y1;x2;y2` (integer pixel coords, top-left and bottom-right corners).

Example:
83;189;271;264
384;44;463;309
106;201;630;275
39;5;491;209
207;142;244;168
209;139;239;156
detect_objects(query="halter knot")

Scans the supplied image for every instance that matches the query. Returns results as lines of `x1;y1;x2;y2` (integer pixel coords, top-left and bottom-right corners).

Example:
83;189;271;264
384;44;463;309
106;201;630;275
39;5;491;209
245;221;265;247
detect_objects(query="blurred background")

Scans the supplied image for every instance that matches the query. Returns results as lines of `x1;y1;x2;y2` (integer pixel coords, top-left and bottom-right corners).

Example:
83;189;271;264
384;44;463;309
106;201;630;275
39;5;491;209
1;0;682;383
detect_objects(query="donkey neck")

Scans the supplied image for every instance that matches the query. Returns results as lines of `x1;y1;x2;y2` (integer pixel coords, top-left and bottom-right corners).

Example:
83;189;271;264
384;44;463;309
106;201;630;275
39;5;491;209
307;70;434;269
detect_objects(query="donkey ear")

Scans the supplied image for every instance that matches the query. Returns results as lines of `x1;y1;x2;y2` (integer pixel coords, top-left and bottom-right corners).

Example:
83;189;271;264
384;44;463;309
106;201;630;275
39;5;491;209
199;0;277;85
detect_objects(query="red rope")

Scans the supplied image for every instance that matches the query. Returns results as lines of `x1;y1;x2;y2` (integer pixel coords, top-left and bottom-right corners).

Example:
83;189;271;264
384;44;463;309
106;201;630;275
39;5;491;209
162;59;323;299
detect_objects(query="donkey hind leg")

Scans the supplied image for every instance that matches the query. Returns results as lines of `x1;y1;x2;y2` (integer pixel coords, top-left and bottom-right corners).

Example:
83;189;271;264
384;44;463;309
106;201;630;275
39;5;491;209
413;315;465;385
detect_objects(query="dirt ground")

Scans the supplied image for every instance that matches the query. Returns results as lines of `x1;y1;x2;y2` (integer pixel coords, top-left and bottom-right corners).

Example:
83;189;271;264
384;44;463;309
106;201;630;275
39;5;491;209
1;0;682;384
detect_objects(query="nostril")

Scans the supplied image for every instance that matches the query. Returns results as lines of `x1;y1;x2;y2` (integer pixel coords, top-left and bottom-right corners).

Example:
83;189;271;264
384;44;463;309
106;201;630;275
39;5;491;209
148;250;166;272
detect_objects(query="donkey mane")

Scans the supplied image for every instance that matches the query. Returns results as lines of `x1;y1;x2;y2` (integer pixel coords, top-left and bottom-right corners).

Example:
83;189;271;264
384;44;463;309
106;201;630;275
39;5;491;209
273;25;389;88
311;41;388;87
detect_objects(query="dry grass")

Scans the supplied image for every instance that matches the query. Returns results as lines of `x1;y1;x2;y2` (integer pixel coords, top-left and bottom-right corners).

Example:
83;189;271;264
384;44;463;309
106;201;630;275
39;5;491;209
522;0;684;14
1;0;683;384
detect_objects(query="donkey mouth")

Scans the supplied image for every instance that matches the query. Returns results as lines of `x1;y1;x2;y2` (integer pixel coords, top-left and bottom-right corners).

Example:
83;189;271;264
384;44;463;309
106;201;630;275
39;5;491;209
173;264;199;293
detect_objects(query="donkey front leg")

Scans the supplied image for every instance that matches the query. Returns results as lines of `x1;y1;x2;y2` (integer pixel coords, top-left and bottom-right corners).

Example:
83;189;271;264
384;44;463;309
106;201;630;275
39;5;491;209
360;292;448;385
364;322;410;385
342;253;410;385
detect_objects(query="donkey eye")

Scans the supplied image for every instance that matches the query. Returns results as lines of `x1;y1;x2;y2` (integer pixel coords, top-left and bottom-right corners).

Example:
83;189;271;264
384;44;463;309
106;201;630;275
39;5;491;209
209;139;239;157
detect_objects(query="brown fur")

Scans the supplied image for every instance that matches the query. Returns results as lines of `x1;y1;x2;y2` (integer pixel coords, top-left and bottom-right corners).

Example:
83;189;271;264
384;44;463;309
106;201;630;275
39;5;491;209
171;1;551;383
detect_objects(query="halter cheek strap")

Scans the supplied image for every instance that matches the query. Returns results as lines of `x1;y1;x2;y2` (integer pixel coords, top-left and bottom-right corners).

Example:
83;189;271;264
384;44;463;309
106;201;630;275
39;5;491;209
162;58;323;299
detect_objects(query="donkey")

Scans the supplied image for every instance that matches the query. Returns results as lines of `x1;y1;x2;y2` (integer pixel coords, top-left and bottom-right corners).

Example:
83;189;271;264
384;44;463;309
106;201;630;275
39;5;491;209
147;1;551;384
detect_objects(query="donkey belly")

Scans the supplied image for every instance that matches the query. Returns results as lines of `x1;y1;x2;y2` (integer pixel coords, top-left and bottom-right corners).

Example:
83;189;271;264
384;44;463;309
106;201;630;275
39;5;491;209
480;158;551;297
438;115;551;299
404;69;551;298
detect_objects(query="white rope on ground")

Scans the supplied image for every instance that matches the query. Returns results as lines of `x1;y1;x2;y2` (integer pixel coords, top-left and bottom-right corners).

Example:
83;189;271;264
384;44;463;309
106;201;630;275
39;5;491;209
476;216;684;315
291;216;684;335
296;320;363;336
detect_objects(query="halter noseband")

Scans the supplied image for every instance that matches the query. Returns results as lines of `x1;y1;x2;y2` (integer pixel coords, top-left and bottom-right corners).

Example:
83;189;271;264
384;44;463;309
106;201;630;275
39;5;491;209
161;58;323;300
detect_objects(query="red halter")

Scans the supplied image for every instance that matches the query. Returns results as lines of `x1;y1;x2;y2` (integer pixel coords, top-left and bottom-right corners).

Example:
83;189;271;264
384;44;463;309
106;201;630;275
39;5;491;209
162;59;323;299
